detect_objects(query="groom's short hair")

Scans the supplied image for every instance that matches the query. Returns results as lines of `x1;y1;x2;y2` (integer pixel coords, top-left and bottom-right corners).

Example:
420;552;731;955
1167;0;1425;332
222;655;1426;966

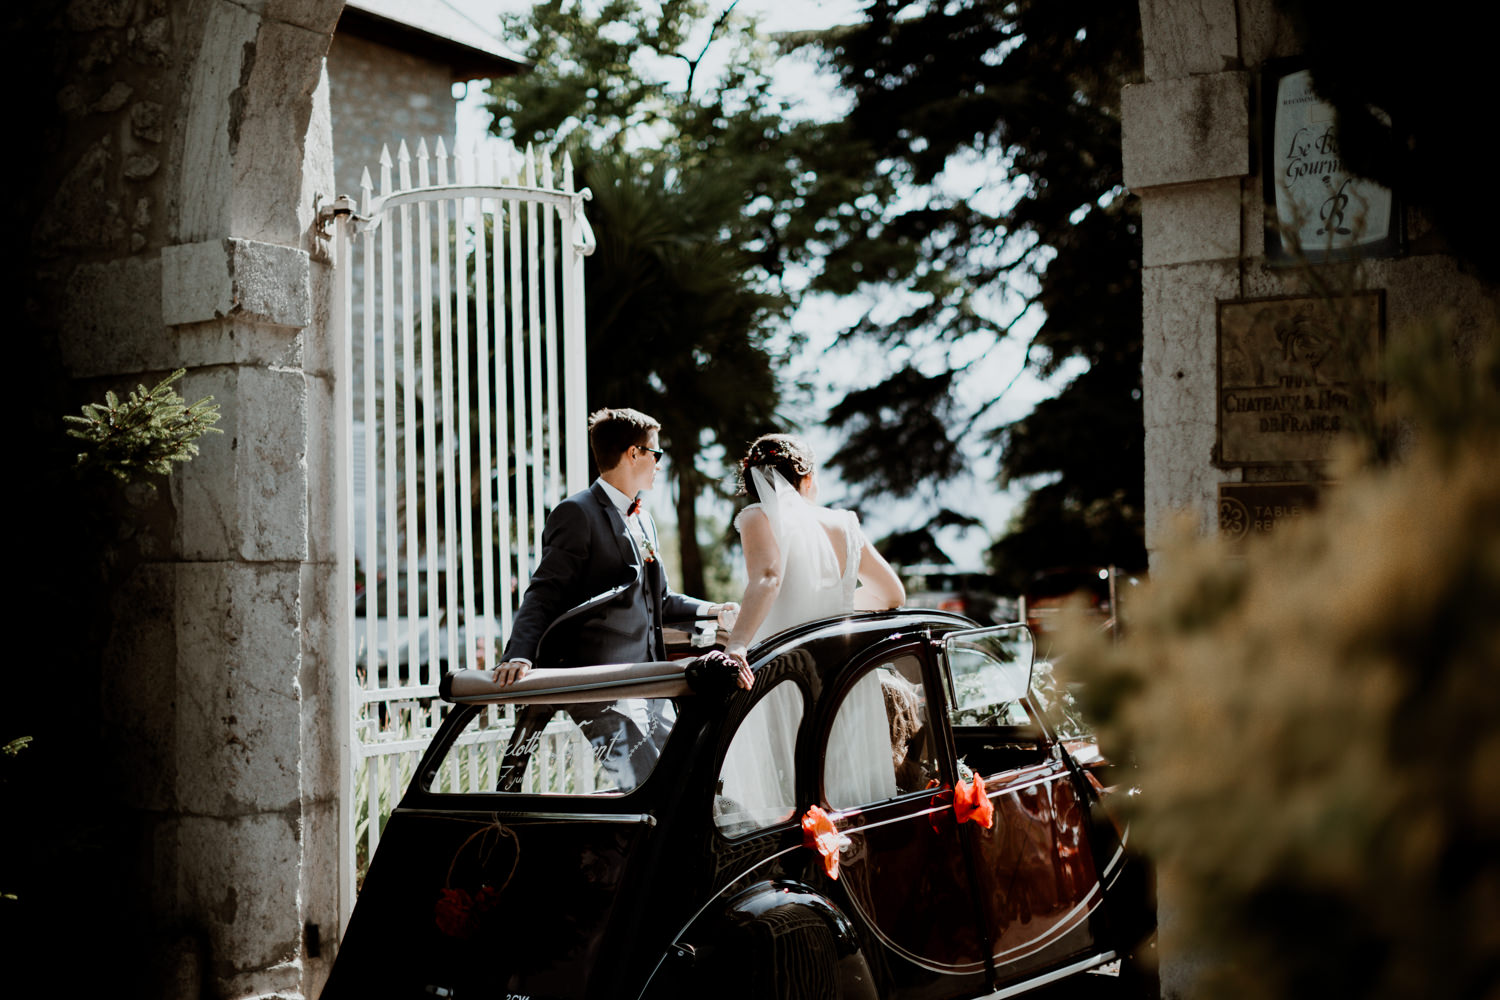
588;407;660;471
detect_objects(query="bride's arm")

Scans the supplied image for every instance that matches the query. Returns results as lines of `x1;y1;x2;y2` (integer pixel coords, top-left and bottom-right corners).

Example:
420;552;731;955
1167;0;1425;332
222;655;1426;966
724;508;783;674
853;538;905;611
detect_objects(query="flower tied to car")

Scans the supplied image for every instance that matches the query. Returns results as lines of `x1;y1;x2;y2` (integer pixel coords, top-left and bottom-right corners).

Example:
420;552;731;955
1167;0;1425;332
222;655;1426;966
802;804;851;880
954;773;994;828
434;885;503;939
926;759;992;831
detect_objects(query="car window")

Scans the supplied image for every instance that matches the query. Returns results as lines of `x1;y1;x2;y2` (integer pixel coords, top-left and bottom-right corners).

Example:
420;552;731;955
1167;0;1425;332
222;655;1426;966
823;655;940;810
943;626;1055;778
714;680;804;838
945;626;1034;728
427;698;677;796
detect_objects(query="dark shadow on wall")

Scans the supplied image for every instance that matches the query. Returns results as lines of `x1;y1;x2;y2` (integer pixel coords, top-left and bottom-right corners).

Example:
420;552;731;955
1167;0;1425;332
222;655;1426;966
2;3;165;994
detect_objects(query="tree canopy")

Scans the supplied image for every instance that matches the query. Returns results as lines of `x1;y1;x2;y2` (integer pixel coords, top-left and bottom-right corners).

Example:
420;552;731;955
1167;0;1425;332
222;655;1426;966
812;0;1146;590
573;149;781;594
490;0;1148;595
488;0;871;593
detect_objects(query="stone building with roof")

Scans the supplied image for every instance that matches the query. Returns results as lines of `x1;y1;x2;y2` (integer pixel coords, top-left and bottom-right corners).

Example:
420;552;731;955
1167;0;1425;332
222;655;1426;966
328;0;524;204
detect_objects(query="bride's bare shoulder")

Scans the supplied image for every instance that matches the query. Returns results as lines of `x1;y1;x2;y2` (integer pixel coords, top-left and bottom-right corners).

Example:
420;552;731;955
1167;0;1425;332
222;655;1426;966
733;503;767;533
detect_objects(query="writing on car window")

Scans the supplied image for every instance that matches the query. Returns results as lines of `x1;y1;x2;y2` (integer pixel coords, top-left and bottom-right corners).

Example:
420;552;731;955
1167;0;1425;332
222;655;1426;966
428;698;677;796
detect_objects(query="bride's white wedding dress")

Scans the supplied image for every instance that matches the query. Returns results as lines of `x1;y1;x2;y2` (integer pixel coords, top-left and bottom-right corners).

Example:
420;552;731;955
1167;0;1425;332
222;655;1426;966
716;468;898;827
733;467;863;644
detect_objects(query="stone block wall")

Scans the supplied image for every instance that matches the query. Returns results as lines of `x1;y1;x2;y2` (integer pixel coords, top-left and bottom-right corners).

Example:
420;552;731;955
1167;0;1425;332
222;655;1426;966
327;32;460;200
1123;10;1500;996
1124;0;1498;560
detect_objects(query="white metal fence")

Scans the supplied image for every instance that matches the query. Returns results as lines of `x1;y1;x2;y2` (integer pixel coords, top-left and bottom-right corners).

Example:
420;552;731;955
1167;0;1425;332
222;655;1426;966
329;139;593;915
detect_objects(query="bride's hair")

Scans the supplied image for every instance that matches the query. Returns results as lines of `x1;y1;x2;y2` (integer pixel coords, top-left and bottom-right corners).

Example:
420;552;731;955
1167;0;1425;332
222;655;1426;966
737;433;815;502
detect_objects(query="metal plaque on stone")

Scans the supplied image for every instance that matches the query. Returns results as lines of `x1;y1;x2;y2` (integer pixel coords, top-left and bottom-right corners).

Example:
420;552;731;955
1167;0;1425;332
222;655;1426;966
1218;482;1322;543
1216;292;1382;466
1261;62;1402;263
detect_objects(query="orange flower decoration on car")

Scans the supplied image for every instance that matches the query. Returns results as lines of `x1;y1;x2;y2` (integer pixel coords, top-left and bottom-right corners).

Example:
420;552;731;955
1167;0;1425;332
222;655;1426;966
954;774;994;828
801;804;851;880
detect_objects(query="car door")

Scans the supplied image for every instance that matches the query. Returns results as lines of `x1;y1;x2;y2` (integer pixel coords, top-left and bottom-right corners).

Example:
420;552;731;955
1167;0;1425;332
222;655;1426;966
816;642;993;999
323;696;692;1000
941;625;1104;986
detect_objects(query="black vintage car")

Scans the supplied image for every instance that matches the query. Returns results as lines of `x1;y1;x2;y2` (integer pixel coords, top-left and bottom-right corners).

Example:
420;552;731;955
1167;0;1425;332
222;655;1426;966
323;611;1155;999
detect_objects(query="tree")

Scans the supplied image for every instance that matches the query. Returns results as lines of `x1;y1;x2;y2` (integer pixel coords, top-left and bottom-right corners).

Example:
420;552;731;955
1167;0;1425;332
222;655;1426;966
490;1;1148;593
574;150;781;594
488;0;893;593
811;0;1146;589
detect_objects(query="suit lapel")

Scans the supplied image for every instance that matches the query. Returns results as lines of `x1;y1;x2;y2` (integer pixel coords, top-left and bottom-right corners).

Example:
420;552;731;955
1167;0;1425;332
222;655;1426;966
590;481;640;574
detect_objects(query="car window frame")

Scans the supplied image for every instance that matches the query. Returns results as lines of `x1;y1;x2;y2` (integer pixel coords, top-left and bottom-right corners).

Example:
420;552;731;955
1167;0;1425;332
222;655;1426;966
711;675;811;840
815;638;956;810
935;624;1067;786
414;697;693;806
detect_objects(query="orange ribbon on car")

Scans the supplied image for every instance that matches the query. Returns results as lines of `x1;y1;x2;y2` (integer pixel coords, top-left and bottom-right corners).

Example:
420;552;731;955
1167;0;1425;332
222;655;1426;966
801;804;852;880
954;774;994;828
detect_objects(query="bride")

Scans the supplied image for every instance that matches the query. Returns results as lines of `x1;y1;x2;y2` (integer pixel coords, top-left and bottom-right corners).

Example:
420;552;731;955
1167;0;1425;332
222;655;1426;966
713;434;907;817
723;434;906;679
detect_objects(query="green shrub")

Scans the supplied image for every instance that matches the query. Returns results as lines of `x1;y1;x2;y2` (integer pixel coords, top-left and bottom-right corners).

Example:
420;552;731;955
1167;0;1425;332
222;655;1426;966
1062;325;1500;998
64;369;221;487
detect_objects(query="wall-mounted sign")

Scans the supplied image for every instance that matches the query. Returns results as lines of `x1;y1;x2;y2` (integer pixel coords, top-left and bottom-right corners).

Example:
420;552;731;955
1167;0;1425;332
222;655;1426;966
1216;292;1382;466
1218;482;1322;543
1261;62;1402;263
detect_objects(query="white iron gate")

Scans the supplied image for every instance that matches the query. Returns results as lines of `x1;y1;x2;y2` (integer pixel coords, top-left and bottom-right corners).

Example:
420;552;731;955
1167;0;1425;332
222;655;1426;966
328;139;593;920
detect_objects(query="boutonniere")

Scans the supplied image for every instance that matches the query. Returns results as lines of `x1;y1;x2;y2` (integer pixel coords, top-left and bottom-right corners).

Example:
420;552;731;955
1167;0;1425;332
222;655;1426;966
626;497;656;563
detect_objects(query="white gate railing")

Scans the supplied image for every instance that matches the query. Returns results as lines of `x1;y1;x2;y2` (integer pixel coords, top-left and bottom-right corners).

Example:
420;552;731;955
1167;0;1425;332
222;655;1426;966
328;139;593;919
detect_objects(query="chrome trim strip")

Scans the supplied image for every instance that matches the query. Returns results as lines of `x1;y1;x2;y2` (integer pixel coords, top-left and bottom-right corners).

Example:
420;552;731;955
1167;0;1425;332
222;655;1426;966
1099;839;1125;879
396;808;655;825
977;951;1118;999
990;882;1103;963
829;765;1067;837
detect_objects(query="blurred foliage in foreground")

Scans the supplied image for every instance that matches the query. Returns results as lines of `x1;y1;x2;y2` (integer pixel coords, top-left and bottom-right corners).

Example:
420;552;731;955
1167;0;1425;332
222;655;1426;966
1059;319;1500;998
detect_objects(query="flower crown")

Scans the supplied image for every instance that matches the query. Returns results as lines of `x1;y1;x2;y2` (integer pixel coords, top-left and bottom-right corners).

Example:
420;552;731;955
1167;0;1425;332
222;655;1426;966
739;443;782;472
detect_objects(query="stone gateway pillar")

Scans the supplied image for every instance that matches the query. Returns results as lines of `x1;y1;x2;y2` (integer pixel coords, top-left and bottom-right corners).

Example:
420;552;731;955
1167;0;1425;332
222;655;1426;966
15;1;348;997
1122;2;1497;995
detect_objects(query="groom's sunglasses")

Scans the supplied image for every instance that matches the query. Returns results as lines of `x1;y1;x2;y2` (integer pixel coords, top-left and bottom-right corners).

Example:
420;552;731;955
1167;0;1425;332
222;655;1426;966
638;446;664;463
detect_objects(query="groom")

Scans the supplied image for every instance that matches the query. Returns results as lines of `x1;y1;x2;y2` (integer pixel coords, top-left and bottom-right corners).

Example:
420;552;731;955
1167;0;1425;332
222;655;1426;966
492;407;736;787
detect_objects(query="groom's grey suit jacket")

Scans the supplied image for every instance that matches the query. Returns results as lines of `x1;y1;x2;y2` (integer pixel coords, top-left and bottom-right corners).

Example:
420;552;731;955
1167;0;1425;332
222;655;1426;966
501;481;705;668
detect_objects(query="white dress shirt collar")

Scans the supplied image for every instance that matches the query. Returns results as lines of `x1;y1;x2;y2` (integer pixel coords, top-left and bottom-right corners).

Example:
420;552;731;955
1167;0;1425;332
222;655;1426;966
596;477;638;516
